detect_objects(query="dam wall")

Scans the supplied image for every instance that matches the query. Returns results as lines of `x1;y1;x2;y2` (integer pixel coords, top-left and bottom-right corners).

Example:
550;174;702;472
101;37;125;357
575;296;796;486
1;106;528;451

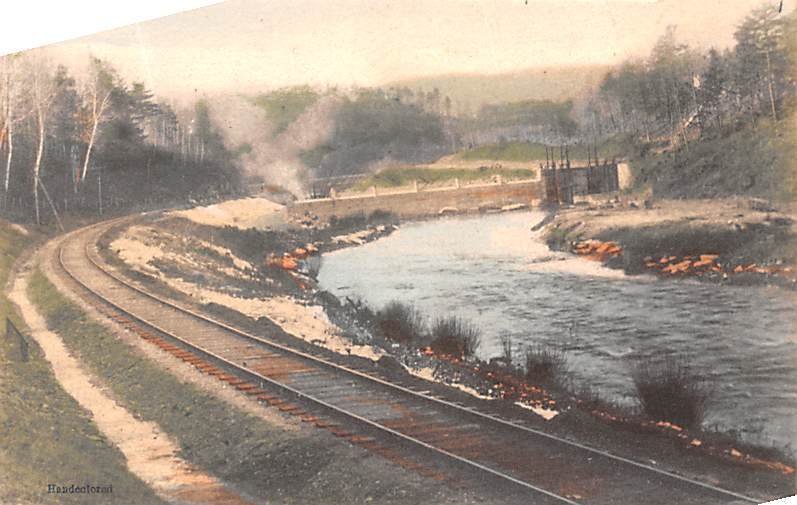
287;178;544;221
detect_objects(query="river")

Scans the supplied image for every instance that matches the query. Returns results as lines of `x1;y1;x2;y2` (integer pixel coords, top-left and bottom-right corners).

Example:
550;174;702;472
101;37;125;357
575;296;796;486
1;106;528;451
317;210;797;451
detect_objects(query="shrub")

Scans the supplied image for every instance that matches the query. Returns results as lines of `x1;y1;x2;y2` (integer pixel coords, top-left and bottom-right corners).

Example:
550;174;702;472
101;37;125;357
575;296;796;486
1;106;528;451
343;296;375;324
367;209;397;224
524;344;568;385
429;316;481;358
632;355;711;429
499;334;514;366
329;212;367;231
376;300;426;345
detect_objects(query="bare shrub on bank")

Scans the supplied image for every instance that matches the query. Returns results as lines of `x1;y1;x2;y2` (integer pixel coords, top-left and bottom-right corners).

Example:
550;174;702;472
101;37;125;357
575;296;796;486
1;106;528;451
499;334;514;366
632;355;711;429
524;344;569;385
429;316;481;358
376;300;426;345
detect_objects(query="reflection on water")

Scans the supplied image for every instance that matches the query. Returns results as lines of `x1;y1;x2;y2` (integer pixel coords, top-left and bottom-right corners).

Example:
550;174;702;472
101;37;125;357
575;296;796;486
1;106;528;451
317;211;797;450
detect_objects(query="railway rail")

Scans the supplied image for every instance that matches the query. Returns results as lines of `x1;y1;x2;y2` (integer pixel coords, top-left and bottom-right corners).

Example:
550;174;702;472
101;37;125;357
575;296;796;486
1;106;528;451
53;218;766;505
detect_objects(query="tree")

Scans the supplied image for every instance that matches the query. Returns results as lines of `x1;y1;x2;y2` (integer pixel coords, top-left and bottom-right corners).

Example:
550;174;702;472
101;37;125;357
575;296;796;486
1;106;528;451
128;82;159;131
49;65;81;190
79;57;115;182
0;54;29;194
646;26;702;148
24;54;56;224
697;49;731;130
734;5;788;122
193;100;212;164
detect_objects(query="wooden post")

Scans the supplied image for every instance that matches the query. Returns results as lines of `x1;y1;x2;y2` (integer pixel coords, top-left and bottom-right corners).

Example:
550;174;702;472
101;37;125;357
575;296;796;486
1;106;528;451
6;318;28;362
98;169;103;216
36;177;65;232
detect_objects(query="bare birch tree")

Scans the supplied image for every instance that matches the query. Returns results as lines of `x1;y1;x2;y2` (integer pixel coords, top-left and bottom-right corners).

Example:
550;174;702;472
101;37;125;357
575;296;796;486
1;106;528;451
25;54;55;225
79;57;114;183
0;54;27;195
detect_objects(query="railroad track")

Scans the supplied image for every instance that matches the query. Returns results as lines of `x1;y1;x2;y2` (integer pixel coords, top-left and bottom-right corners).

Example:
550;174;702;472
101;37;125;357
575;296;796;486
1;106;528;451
54;219;763;505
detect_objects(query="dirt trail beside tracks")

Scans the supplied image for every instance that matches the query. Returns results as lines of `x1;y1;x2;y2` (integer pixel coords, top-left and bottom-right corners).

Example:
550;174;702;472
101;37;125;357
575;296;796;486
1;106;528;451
9;245;254;505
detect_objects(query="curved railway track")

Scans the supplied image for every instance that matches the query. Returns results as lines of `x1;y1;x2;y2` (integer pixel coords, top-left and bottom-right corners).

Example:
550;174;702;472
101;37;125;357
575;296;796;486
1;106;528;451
54;218;764;505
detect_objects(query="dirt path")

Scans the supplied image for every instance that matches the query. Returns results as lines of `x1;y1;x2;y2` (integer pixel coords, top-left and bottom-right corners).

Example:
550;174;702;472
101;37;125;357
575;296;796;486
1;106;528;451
8;249;254;505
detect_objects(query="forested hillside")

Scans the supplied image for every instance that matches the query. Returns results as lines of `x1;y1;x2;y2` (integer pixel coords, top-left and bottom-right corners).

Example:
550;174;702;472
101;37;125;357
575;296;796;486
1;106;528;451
584;6;796;199
0;4;793;226
454;6;796;200
0;55;240;226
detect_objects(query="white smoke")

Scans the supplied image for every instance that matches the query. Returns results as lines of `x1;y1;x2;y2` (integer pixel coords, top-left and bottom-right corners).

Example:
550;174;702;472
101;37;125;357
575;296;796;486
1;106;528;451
207;94;340;197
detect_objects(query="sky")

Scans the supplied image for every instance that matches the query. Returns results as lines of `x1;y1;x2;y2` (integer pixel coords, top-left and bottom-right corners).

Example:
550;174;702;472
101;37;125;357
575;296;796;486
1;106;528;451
44;0;794;103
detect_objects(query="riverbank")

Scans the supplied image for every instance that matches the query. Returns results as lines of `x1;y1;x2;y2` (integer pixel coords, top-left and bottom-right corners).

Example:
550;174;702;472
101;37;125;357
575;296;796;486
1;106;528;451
96;199;795;501
543;197;797;287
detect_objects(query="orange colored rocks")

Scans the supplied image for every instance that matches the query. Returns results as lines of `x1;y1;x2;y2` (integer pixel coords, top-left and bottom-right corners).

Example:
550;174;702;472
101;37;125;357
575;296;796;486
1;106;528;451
266;243;320;271
572;240;623;261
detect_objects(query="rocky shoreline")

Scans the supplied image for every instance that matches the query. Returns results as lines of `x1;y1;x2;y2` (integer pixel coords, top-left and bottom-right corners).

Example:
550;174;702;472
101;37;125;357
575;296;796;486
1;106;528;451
542;197;797;289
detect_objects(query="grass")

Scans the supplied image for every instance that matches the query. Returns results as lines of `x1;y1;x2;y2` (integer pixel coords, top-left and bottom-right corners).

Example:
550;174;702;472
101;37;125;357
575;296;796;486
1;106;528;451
0;223;164;505
429;316;481;358
632;355;711;429
456;137;635;163
25;268;328;500
630;118;795;202
376;300;426;345
524;344;569;386
352;166;536;190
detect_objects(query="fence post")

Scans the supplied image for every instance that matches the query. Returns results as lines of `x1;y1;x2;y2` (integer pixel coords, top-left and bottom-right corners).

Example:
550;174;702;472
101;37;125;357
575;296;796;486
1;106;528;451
6;318;28;362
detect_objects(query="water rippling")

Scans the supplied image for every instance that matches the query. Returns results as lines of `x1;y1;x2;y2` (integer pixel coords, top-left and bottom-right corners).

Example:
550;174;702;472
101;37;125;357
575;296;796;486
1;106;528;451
318;211;797;450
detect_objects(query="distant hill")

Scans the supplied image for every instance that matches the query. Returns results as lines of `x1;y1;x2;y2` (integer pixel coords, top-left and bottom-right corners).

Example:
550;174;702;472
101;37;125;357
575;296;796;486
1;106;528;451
386;65;611;112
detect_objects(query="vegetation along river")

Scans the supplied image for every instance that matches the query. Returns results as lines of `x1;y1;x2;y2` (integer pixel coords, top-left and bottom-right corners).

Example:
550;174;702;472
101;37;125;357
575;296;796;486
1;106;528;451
317;211;797;452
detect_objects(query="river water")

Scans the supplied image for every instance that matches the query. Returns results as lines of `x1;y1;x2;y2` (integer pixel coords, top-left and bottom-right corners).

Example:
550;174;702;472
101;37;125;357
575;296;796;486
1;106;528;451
317;211;797;450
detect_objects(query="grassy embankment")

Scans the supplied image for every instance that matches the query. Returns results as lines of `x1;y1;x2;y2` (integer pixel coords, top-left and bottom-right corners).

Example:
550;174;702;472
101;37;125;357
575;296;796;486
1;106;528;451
0;224;164;505
631;119;796;201
456;137;636;163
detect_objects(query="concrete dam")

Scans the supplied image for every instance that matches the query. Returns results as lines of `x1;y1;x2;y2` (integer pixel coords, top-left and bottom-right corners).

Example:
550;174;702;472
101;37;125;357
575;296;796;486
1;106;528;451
286;162;629;222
